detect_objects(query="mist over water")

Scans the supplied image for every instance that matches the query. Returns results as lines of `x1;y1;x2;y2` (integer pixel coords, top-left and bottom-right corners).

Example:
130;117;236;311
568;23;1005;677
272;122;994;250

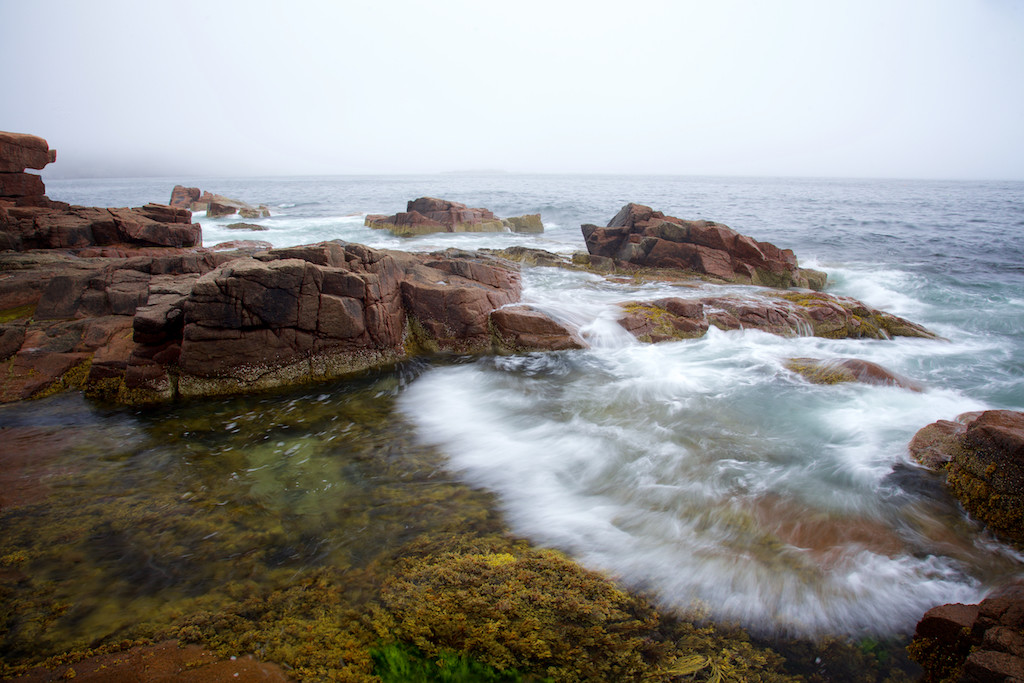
44;174;1024;637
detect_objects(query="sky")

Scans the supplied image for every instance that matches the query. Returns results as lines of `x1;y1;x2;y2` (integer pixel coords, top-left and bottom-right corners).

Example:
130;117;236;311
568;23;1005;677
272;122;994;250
3;0;1023;180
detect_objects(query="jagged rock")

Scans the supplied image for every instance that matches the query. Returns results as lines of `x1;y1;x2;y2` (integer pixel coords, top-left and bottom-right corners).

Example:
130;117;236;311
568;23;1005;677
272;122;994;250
366;197;506;237
169;185;200;209
616;292;938;343
168;186;271;218
909;410;1024;545
785;358;924;390
909;581;1024;682
583;203;826;290
490;305;585;352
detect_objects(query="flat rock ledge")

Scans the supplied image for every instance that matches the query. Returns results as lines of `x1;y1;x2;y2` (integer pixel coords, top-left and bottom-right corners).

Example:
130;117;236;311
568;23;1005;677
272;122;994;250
909;581;1024;683
909;410;1024;545
366;196;543;237
581;203;827;290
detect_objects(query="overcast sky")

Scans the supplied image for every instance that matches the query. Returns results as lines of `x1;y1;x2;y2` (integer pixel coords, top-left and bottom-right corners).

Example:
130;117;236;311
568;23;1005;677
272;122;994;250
3;0;1023;180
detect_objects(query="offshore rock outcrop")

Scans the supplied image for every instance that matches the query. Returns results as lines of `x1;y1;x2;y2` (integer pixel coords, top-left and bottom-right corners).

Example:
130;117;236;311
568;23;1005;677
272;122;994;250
169;184;271;218
366;197;543;237
909;410;1024;545
582;203;826;290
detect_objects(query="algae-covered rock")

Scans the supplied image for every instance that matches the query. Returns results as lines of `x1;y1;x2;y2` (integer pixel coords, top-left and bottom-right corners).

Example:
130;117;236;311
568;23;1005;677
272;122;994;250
372;538;797;683
785;358;923;391
615;292;938;343
908;410;1024;545
502;213;544;234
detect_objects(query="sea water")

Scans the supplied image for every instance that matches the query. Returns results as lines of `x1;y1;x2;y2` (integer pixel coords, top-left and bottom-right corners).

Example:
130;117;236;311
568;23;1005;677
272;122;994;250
38;174;1024;637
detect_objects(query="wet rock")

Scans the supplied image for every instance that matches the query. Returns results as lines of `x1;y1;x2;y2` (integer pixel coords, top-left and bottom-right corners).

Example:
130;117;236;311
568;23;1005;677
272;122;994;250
909;410;1024;545
226;221;268;231
910;581;1024;683
366;196;509;237
617;291;938;343
583;203;826;290
503;213;544;233
785;358;924;391
169;185;271;218
8;639;293;682
483;246;568;267
490;305;585;352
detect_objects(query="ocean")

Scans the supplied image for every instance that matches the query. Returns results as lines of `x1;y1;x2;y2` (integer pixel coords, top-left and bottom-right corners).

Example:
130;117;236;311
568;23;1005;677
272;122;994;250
9;174;1024;647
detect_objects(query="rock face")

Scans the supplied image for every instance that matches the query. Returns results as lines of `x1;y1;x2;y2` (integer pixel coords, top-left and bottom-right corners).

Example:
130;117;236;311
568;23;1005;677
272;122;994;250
616;292;938;343
169;185;271;219
582;203;826;290
0;238;539;403
909;410;1024;545
365;197;543;237
909;581;1024;683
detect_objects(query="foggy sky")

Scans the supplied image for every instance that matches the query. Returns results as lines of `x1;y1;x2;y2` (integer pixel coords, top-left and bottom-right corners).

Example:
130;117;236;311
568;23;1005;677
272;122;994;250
3;0;1023;180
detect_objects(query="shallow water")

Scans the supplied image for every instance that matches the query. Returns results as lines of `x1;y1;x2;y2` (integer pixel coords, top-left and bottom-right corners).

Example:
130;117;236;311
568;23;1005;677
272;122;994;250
26;173;1024;642
0;369;509;661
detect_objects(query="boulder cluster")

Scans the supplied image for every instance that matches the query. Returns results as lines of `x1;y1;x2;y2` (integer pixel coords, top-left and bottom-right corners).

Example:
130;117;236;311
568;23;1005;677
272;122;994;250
169;185;271;219
366;197;543;237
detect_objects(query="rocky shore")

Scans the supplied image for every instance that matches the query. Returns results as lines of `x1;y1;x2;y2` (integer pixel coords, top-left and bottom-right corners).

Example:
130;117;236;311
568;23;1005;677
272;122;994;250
3;130;1024;682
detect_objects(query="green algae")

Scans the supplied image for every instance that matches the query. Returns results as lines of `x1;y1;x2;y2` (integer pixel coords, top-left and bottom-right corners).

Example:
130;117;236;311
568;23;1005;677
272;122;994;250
0;369;925;682
0;303;36;323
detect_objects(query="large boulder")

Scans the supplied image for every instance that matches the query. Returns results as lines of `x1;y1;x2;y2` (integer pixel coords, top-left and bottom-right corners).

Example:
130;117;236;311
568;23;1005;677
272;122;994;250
0;131;56;208
366;197;524;237
909;581;1024;683
490;305;585;353
909;410;1024;545
582;203;826;290
0;131;57;173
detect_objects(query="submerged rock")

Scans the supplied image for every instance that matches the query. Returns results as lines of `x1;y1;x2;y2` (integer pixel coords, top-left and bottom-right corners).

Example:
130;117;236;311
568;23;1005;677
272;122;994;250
583;203;826;290
785;358;924;390
909;410;1024;546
